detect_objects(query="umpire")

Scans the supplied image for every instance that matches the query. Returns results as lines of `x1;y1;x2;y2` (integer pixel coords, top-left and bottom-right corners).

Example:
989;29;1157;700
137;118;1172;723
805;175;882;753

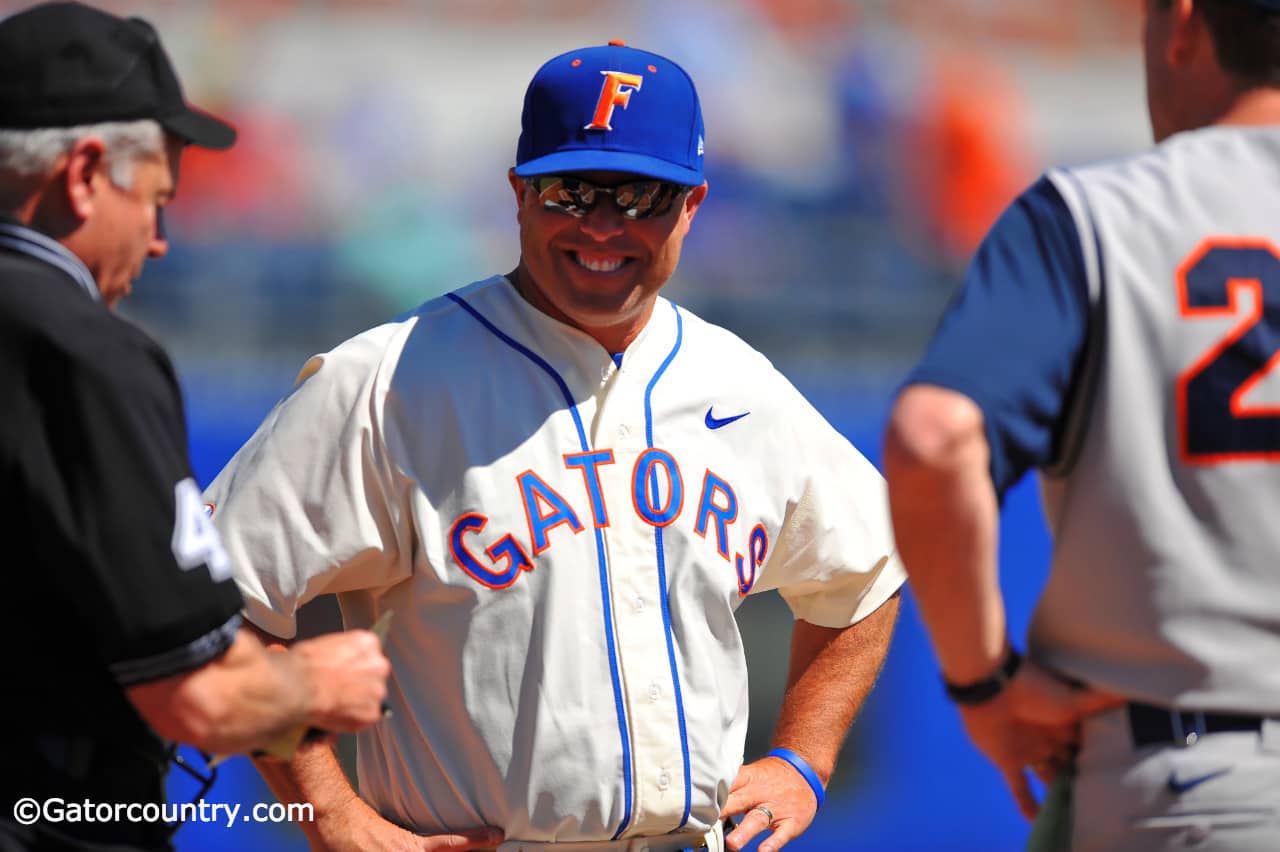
0;4;390;851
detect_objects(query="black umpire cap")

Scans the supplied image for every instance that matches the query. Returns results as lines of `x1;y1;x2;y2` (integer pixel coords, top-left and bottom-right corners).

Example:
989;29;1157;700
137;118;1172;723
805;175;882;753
0;1;236;149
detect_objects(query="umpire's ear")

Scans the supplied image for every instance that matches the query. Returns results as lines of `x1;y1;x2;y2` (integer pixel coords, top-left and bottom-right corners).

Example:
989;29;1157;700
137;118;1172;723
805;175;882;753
63;135;110;222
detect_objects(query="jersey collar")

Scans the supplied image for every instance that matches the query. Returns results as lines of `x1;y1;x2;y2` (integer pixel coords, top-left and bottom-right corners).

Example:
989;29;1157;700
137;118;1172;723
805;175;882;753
0;217;100;302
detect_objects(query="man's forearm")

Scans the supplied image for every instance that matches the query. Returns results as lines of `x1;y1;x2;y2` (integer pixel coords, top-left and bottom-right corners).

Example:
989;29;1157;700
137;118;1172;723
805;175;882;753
883;385;1008;684
769;597;899;782
128;624;387;756
129;629;312;754
256;740;361;848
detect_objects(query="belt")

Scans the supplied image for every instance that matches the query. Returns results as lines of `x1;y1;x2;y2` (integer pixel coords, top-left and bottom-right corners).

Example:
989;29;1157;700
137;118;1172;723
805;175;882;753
1127;702;1266;748
496;819;725;852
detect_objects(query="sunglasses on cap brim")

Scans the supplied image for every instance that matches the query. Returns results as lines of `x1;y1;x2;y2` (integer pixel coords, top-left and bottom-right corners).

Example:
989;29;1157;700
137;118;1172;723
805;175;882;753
530;175;692;220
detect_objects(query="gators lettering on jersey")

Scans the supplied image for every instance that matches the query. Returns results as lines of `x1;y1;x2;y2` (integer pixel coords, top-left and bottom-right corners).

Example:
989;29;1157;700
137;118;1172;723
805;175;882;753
447;450;768;594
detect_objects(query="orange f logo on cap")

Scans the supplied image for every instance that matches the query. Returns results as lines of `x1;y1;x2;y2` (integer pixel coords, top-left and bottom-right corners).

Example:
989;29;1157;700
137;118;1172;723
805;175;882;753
586;71;644;131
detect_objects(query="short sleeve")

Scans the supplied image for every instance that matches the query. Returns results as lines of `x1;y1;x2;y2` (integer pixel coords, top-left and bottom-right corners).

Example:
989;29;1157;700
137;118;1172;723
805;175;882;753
906;176;1092;496
15;333;244;686
205;336;414;639
752;386;905;628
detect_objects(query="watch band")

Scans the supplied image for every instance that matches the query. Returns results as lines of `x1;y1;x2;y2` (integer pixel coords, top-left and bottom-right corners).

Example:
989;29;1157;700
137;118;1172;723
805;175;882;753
943;646;1023;705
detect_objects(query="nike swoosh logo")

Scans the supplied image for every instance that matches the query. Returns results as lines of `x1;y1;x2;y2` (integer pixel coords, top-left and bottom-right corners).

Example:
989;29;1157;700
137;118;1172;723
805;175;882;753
1166;767;1232;795
705;407;749;430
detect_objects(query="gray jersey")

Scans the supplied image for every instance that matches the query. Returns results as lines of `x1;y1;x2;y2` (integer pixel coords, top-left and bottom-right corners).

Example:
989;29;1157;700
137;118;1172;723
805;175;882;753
1036;126;1280;712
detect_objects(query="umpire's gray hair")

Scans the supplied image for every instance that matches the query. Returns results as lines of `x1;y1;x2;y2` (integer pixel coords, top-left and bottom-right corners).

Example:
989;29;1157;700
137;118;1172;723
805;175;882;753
0;119;165;210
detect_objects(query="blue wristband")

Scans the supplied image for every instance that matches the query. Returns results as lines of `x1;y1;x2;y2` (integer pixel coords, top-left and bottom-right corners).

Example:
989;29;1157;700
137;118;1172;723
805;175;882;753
766;747;825;809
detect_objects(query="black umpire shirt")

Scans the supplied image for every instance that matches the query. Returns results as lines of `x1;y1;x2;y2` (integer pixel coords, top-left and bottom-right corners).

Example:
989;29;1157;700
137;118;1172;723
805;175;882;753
0;217;244;851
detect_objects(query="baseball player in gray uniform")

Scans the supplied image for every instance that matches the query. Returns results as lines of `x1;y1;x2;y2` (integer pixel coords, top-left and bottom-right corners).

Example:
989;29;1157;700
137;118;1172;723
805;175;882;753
884;1;1280;850
205;42;904;852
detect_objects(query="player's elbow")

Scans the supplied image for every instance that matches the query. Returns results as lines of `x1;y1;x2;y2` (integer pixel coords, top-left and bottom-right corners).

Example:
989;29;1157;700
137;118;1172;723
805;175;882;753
883;384;988;484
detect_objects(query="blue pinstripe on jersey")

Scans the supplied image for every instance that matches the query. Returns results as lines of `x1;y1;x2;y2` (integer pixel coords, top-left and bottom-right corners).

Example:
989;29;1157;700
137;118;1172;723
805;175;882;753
643;303;694;829
445;292;635;838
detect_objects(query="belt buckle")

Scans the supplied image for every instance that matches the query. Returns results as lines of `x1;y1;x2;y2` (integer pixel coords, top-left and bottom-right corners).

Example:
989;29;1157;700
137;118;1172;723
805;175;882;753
1171;709;1208;746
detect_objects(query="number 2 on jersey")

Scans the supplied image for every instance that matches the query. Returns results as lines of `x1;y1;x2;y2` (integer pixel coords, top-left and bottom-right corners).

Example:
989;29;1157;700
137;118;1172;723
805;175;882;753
1177;241;1280;463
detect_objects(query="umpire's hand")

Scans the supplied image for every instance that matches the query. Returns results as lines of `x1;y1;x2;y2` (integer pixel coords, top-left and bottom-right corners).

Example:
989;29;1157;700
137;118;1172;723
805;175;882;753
292;630;392;732
721;756;817;852
959;659;1123;819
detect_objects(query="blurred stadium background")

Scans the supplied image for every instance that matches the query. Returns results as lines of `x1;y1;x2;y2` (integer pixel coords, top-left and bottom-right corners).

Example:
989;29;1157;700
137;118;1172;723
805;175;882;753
2;0;1152;848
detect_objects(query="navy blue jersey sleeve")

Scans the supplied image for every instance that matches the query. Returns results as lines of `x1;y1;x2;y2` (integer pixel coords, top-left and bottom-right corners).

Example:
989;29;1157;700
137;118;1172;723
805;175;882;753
906;176;1090;496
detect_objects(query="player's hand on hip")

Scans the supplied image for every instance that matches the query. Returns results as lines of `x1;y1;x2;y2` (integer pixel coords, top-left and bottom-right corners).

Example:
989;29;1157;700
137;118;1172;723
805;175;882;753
294;630;391;732
312;794;504;852
721;756;818;852
958;658;1123;819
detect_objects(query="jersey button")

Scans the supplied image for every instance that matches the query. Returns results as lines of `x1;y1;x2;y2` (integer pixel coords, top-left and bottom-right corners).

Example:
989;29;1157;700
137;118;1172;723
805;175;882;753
657;772;670;790
633;595;645;612
648;682;661;700
618;424;630;438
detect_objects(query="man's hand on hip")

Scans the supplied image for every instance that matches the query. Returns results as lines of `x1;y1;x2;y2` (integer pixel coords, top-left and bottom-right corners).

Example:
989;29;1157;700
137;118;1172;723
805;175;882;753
721;756;819;852
312;794;503;852
958;659;1123;819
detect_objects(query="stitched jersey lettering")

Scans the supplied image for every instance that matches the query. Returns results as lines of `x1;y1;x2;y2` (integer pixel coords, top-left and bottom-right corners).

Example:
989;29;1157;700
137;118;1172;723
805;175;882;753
449;448;762;590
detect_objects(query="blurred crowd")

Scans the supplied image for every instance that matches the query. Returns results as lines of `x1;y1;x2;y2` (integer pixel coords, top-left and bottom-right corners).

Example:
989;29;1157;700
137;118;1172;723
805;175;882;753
0;0;1149;383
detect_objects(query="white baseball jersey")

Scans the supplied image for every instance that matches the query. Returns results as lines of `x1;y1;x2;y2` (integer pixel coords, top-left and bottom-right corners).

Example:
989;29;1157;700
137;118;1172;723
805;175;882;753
1037;126;1280;712
205;275;903;843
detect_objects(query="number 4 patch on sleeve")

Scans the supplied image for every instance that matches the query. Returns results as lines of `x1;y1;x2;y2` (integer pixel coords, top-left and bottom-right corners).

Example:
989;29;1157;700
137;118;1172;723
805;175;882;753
171;478;233;583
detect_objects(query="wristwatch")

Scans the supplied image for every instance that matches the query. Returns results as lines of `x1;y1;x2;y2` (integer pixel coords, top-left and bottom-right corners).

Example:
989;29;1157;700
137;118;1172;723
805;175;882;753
942;646;1022;705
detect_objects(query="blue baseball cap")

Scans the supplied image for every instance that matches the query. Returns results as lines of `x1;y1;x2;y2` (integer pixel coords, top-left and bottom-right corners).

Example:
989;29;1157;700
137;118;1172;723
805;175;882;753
515;40;704;186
